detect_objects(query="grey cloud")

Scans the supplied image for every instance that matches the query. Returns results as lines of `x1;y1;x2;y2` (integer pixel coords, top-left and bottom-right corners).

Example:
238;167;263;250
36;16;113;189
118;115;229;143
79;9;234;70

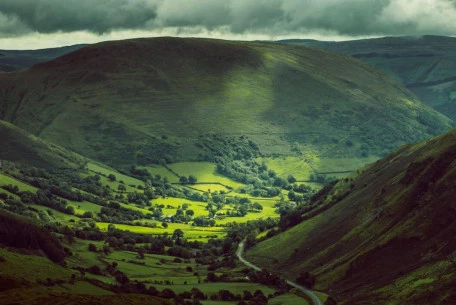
0;12;30;37
154;0;231;29
1;0;456;38
0;0;160;35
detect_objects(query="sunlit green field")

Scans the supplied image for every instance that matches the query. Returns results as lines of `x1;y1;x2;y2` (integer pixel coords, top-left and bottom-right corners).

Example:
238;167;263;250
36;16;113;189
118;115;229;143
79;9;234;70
97;222;225;239
119;202;153;214
66;200;103;214
190;183;232;193
258;157;315;181
168;162;244;189
152;197;209;217
137;164;180;183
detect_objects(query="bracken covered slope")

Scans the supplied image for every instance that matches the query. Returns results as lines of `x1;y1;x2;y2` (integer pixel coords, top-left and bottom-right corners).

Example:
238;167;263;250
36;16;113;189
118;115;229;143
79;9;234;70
248;127;456;304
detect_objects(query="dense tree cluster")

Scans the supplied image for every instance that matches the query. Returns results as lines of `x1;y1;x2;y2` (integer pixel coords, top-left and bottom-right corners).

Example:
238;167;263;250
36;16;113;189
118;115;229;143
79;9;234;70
0;210;65;263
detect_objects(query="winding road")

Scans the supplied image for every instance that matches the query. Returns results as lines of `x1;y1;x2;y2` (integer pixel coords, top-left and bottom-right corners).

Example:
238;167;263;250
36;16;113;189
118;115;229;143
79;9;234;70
236;240;323;305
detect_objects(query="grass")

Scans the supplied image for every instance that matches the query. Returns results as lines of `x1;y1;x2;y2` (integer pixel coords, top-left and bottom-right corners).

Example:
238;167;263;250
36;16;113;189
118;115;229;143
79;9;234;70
258;157;315;181
29;204;80;223
0;248;72;282
190;183;232;193
0;172;38;192
316;156;379;173
96;222;226;239
137;165;180;183
104;253;193;282
168;162;244;189
0;119;86;169
119;202;153;214
66;200;102;215
88;162;144;186
54;281;114;295
215;209;278;225
152;197;209;217
450;91;456;100
269;293;311;305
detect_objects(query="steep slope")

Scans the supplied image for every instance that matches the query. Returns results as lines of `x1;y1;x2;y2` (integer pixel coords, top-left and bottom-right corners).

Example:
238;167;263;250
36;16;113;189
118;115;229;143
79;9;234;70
0;44;86;72
0;119;86;169
0;37;451;169
280;35;456;121
247;127;456;304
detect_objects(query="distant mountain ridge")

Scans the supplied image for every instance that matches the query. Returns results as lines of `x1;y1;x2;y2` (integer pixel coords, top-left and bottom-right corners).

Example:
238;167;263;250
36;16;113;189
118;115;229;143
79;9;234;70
0;44;86;72
279;35;456;121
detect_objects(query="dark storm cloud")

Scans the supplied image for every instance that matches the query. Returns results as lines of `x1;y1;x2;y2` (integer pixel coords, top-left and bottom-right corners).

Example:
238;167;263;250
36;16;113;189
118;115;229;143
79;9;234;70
1;0;456;37
0;0;159;35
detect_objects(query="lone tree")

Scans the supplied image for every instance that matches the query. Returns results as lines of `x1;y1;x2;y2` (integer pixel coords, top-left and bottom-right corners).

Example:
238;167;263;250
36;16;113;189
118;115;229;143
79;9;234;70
138;247;145;259
188;175;198;184
88;243;97;252
108;174;116;182
172;229;184;240
179;176;189;184
117;184;126;192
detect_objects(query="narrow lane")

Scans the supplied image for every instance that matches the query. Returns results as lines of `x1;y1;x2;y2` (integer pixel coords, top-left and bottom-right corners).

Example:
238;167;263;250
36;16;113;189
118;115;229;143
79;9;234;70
236;240;323;305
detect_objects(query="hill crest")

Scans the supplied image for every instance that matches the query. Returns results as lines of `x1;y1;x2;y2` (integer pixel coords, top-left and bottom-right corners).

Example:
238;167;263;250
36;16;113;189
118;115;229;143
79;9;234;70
0;37;452;170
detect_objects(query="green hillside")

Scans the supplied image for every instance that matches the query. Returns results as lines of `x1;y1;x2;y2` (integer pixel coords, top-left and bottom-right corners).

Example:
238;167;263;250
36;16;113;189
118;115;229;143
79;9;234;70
247;127;456;304
0;37;451;172
0;119;85;169
280;35;456;121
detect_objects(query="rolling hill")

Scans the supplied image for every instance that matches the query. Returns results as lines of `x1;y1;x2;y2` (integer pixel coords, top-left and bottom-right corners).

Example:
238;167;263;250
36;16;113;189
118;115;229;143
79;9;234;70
0;37;452;170
247;127;456;304
0;44;86;72
280;35;456;121
0;119;86;169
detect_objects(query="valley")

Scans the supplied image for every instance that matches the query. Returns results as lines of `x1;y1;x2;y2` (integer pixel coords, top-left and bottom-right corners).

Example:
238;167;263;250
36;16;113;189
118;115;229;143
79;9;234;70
0;121;324;304
0;36;455;305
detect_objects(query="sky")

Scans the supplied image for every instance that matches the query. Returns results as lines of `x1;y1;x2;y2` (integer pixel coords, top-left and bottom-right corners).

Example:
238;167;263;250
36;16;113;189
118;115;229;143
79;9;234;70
1;0;456;49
